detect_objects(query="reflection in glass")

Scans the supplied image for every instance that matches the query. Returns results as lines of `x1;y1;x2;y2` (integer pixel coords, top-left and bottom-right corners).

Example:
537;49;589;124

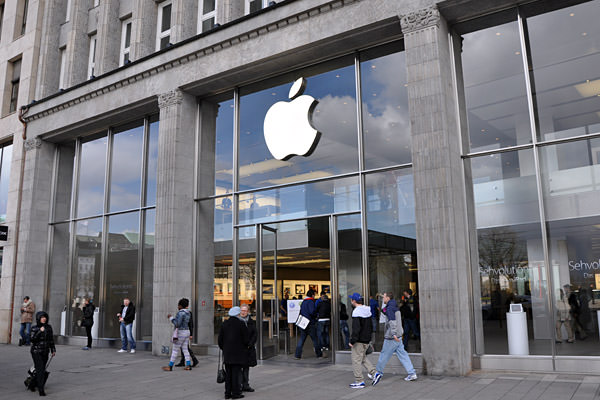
0;144;13;222
77;135;107;217
71;218;102;336
103;212;139;338
528;1;600;141
469;149;550;355
141;209;155;340
238;177;360;225
146;118;159;206
110;122;144;212
462;17;532;152
366;169;418;352
48;223;70;328
337;214;362;351
239;64;358;190
361;45;411;168
214;97;234;195
53;143;75;222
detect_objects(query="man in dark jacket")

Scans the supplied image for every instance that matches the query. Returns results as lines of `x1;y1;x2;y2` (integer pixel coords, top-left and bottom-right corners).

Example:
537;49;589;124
400;289;420;348
239;303;257;392
81;298;95;350
30;311;56;396
348;293;376;389
316;292;331;351
219;306;249;399
294;289;323;359
116;298;136;353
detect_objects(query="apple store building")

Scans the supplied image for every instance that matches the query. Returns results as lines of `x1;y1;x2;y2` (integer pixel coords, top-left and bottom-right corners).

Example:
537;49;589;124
10;0;600;376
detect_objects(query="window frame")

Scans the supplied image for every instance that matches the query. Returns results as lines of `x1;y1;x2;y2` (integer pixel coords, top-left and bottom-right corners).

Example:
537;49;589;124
120;18;132;67
58;47;67;89
87;34;97;79
198;0;217;33
8;58;22;114
156;1;172;51
244;0;269;15
20;0;29;36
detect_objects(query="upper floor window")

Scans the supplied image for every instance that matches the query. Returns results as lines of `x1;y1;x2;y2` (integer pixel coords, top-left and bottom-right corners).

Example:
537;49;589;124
88;35;97;79
58;47;67;89
17;0;28;37
8;58;21;114
120;18;132;66
198;0;216;33
0;3;5;43
245;0;268;14
156;1;172;50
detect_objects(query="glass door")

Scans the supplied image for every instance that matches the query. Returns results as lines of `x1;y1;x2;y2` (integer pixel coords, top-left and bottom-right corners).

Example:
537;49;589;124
258;224;278;359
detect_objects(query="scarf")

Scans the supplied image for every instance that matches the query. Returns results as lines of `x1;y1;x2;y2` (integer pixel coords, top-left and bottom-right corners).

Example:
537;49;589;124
237;315;249;325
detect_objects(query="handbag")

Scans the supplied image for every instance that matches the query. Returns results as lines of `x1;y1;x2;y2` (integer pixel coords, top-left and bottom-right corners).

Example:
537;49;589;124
216;350;226;384
172;328;179;343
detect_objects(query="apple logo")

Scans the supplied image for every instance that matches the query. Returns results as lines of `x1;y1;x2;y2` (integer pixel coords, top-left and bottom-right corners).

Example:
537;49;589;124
263;77;321;161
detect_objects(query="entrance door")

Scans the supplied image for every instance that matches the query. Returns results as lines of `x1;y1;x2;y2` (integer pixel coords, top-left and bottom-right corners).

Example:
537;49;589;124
258;225;278;359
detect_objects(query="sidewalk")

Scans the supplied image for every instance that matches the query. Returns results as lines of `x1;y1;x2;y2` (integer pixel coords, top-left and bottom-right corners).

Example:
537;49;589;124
1;344;600;399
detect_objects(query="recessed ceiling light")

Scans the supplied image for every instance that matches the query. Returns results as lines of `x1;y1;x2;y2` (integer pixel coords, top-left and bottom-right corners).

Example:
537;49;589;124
496;32;501;36
570;13;575;16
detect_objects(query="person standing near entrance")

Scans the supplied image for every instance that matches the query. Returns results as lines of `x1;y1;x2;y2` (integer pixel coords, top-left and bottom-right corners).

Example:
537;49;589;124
400;289;420;349
30;311;56;396
316;292;331;351
372;292;417;386
294;289;323;359
218;306;249;399
116;298;136;353
20;296;35;346
339;299;350;350
348;293;376;388
81;298;95;350
239;303;257;393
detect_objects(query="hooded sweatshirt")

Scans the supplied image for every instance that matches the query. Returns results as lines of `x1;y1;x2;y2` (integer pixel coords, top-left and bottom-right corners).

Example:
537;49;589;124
350;305;372;344
382;299;403;340
30;311;56;354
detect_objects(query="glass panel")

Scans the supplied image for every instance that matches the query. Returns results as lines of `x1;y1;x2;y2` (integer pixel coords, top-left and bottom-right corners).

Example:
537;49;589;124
77;135;107;218
469;149;551;355
528;2;600;142
0;144;13;222
109;121;144;212
203;0;215;13
161;4;172;32
337;213;362;351
260;227;277;358
541;139;600;355
461;15;532;152
214;96;234;196
54;143;75;222
249;0;261;13
124;22;131;48
103;212;139;338
202;17;214;32
48;223;70;330
160;36;170;50
238;176;360;225
146;117;159;206
366;169;418;352
71;218;102;336
141;209;155;340
239;62;358;190
238;225;256;313
361;43;411;168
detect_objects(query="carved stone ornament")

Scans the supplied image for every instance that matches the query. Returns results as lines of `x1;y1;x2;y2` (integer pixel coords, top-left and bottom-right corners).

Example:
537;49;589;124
158;89;184;109
401;6;440;34
24;137;43;151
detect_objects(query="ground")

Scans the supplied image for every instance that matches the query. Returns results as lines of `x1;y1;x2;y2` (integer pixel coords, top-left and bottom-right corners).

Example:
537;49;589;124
1;344;600;399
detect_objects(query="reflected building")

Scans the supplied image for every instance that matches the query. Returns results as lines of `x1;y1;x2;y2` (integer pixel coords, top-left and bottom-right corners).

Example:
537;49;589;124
1;0;600;376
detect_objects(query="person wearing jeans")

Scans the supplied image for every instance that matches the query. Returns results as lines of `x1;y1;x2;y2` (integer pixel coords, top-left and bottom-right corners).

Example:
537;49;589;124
116;298;136;353
162;298;193;371
339;300;350;349
372;292;417;385
20;296;35;346
316;292;331;351
294;290;323;359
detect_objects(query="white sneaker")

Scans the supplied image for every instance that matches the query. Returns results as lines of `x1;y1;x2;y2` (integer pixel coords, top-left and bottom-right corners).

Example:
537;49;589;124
404;373;417;381
130;349;136;354
349;382;365;389
117;349;127;353
367;373;374;380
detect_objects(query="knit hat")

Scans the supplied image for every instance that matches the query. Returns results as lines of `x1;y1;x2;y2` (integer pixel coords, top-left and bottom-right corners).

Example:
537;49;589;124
228;306;241;317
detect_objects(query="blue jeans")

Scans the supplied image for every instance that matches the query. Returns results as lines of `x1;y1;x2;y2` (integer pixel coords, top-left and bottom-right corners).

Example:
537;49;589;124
20;322;31;345
402;319;420;347
376;338;415;375
120;322;136;350
295;322;322;358
317;320;330;349
340;320;350;349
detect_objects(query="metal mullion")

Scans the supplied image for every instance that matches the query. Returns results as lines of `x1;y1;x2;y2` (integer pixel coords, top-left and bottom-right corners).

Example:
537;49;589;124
234;171;360;197
43;148;61;311
535;131;600;148
330;215;339;361
136;208;145;341
232;88;240;307
355;51;365;173
518;10;556;366
192;103;201;342
98;129;113;338
359;173;369;299
140;117;150;209
104;130;113;215
66;138;82;335
462;143;534;159
234;210;360;229
256;224;264;359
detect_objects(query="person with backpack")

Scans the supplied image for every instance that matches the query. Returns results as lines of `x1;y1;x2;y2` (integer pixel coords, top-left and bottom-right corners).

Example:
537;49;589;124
30;311;56;396
81;298;95;350
348;293;376;388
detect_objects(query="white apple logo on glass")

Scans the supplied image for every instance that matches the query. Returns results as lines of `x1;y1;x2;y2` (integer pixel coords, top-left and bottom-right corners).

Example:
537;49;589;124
263;77;321;161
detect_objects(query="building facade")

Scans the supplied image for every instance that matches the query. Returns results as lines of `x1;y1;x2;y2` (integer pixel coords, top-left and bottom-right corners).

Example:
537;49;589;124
0;0;599;375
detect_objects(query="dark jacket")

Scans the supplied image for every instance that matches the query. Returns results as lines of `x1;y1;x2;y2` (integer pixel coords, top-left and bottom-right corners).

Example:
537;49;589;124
350;305;372;345
340;303;349;321
300;297;317;322
30;311;56;355
81;303;95;327
218;316;250;365
246;317;257;367
317;298;331;319
120;303;135;324
400;295;419;320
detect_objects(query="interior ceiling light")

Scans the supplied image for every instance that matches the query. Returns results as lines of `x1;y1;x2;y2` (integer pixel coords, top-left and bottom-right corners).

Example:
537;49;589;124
217;158;292;177
263;171;333;185
575;79;600;97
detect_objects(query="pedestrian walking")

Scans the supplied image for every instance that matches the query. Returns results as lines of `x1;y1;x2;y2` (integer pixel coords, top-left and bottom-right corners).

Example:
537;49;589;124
294;289;323;359
81;298;95;350
163;298;193;371
20;296;36;346
239;304;257;393
116;298;136;353
218;306;250;399
400;289;420;349
175;308;199;367
30;311;56;396
348;293;376;388
316;292;331;351
371;292;417;386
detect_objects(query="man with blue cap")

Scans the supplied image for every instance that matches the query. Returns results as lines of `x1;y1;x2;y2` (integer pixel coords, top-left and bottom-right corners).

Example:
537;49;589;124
348;292;376;388
219;306;249;399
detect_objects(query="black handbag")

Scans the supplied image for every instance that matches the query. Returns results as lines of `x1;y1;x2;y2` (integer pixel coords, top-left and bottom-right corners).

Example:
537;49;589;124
216;350;226;384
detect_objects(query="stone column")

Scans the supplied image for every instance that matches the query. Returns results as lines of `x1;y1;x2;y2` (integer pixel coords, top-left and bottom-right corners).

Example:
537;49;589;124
171;0;197;44
153;89;196;356
95;0;120;75
401;6;473;376
131;0;157;61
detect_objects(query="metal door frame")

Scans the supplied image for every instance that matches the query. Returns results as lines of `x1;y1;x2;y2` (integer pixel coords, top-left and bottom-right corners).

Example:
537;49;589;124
257;224;278;360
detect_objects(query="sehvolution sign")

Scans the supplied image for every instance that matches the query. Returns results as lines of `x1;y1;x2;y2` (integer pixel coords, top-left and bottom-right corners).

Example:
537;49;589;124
569;259;600;271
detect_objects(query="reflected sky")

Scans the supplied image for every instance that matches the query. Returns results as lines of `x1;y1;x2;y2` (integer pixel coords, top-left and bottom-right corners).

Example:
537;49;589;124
0;144;13;222
110;124;144;212
77;136;107;217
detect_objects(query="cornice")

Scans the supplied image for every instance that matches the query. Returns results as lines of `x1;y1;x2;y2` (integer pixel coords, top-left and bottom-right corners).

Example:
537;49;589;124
400;5;440;34
158;89;184;109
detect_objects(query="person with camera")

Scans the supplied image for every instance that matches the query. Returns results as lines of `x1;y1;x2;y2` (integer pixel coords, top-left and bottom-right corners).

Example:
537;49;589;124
81;298;95;350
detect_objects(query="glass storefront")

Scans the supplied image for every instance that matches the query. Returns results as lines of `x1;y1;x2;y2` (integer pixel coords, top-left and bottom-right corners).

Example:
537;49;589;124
48;116;158;340
461;0;600;361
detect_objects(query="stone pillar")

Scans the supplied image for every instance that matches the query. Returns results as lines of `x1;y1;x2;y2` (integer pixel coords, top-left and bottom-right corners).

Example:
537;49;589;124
95;0;120;75
63;0;92;86
171;0;197;44
153;89;196;356
401;6;473;376
131;0;158;61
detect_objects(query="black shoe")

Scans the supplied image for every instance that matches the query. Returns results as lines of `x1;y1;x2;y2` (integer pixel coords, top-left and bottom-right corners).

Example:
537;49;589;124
175;361;185;367
224;394;232;399
232;395;245;399
38;389;46;396
242;386;255;392
192;358;199;367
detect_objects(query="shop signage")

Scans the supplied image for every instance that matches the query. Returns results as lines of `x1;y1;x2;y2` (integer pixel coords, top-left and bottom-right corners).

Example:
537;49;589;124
263;77;321;160
0;225;7;241
286;299;302;323
568;259;600;271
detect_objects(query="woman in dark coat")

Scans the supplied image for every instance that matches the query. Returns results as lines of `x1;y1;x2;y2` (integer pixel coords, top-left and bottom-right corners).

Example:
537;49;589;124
218;306;249;399
239;304;257;392
81;298;95;350
30;311;56;396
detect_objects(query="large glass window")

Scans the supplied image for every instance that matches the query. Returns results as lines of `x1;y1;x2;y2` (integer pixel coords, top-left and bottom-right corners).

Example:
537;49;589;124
77;134;107;218
109;121;144;212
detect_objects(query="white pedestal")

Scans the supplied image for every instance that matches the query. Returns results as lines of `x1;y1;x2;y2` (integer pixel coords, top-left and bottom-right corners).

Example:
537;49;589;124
60;308;67;336
92;308;99;339
506;311;529;355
